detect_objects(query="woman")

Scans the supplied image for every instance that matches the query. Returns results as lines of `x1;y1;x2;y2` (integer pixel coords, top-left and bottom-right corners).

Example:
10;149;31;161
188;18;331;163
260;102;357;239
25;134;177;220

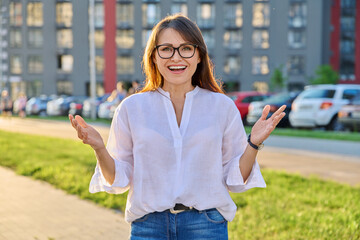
69;14;285;239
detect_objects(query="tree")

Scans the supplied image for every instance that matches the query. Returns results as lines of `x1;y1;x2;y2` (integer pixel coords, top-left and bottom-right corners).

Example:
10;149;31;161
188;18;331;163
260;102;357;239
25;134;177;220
270;65;287;92
310;65;339;85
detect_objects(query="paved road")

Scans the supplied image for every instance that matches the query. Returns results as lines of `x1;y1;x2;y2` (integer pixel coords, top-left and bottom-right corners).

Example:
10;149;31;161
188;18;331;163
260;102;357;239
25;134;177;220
267;135;360;159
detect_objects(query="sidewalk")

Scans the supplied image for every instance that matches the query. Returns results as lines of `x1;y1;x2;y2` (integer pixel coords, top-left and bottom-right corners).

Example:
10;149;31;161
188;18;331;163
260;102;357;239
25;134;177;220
0;117;359;239
0;166;130;240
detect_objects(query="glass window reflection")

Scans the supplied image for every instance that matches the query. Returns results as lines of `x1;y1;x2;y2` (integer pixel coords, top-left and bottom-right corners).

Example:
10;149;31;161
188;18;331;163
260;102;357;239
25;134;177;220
224;3;242;28
116;29;134;49
252;30;269;49
252;3;270;27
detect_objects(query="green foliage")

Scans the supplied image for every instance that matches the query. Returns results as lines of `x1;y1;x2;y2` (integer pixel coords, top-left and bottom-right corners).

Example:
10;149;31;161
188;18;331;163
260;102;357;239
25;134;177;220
1;130;359;239
310;65;339;85
244;126;360;142
270;66;286;92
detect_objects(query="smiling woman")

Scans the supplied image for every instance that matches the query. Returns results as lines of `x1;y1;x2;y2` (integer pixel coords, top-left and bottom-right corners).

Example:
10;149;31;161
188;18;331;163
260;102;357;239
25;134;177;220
69;14;286;240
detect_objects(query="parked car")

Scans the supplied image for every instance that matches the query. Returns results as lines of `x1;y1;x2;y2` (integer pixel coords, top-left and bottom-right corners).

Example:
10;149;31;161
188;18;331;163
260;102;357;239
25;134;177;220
247;91;300;127
47;96;87;116
289;84;360;130
82;93;110;118
25;95;56;116
227;91;272;124
68;97;88;116
98;99;120;119
338;94;360;131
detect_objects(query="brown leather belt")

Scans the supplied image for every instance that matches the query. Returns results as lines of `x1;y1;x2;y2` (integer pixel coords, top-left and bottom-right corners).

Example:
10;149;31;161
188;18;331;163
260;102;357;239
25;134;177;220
169;203;193;214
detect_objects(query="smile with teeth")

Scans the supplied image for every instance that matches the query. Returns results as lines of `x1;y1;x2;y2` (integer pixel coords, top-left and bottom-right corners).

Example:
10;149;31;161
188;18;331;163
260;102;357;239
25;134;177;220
168;66;187;71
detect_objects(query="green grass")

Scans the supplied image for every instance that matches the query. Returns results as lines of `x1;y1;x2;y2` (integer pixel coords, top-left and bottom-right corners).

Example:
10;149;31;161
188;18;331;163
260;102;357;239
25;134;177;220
1;130;359;239
244;126;360;142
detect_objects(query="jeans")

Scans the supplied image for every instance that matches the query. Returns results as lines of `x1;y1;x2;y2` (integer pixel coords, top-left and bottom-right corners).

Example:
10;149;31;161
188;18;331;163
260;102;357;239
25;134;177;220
130;208;228;240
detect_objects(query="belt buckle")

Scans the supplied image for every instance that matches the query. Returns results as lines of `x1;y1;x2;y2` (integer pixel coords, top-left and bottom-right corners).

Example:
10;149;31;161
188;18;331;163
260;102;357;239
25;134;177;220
169;208;185;214
169;205;193;214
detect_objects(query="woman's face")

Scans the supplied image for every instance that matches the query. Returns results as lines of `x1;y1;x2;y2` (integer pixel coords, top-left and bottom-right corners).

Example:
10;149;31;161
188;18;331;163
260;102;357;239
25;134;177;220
153;28;201;90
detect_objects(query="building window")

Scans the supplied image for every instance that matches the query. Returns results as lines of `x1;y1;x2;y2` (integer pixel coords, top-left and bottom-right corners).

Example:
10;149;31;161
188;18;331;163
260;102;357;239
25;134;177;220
142;4;161;27
252;3;270;28
339;0;356;81
117;56;134;74
57;81;73;95
252;30;269;49
94;30;104;48
57;55;73;73
202;30;215;49
224;30;242;50
288;29;306;49
224;56;241;75
252;56;269;75
287;55;305;75
94;3;104;28
28;55;43;74
10;2;22;26
142;29;152;48
224;3;242;28
116;29;134;49
57;29;73;48
56;3;73;27
10;55;22;74
288;2;307;28
116;4;134;27
171;3;187;16
10;29;22;48
197;3;215;28
27;2;43;27
26;80;42;97
95;56;104;74
28;29;43;48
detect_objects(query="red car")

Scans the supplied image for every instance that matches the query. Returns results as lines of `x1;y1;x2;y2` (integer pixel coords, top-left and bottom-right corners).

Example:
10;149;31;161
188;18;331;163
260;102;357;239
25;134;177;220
227;91;272;124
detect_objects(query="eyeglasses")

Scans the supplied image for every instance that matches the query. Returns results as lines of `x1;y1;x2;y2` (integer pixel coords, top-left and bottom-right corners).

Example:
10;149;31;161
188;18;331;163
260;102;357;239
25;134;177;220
155;44;198;59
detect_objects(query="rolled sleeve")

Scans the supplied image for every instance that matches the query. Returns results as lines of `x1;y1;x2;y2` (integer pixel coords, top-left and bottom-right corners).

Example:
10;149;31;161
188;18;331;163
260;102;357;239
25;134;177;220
222;103;266;193
89;101;134;194
224;157;266;192
89;159;132;194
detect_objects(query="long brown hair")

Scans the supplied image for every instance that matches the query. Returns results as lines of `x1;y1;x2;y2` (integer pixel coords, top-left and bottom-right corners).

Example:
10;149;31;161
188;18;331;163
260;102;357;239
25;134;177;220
140;14;223;94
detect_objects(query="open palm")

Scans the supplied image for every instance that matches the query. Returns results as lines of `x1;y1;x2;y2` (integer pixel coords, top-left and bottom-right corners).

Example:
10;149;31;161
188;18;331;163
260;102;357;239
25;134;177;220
69;114;105;151
250;105;286;146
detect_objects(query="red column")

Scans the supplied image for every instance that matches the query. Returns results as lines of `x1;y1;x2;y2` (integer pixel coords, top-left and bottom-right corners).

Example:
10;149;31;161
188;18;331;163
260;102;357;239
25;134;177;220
104;0;117;93
355;0;360;84
329;0;340;72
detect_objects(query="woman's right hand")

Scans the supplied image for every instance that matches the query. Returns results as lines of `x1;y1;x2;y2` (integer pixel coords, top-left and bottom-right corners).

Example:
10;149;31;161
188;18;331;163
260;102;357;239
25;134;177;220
69;114;105;151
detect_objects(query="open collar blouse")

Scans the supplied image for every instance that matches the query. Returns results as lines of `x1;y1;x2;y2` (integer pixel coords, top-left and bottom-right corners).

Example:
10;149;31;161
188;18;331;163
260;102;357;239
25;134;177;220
89;86;266;223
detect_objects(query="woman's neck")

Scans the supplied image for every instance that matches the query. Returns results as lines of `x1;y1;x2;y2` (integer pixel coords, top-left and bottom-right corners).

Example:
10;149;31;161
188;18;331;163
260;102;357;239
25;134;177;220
162;83;195;100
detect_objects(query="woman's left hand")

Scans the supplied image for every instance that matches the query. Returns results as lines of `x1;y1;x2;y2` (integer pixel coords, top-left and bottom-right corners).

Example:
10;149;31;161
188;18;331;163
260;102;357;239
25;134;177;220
250;105;286;145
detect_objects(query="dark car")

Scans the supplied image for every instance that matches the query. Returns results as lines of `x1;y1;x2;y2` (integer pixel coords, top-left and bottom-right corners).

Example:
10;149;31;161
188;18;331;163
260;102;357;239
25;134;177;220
82;93;111;118
338;94;360;131
68;97;88;116
226;91;272;124
47;96;87;116
247;91;300;127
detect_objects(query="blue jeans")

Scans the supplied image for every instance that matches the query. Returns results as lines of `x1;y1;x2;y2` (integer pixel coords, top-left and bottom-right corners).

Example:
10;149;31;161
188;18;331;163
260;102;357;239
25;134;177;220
130;208;228;240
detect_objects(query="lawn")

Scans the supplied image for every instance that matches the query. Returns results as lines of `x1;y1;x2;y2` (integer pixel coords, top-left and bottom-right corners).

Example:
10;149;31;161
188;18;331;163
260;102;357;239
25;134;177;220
1;130;359;239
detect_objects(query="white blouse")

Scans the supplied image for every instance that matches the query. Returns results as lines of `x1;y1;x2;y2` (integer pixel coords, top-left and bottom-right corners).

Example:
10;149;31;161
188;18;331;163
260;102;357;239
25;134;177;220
89;86;266;223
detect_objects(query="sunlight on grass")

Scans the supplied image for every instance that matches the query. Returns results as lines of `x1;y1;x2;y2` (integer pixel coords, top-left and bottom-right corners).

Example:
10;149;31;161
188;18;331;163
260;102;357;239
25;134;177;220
0;130;359;239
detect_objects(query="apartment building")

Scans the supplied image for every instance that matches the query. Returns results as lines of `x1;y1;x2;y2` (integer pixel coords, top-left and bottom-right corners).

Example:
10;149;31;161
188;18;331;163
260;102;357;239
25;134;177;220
0;0;358;98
